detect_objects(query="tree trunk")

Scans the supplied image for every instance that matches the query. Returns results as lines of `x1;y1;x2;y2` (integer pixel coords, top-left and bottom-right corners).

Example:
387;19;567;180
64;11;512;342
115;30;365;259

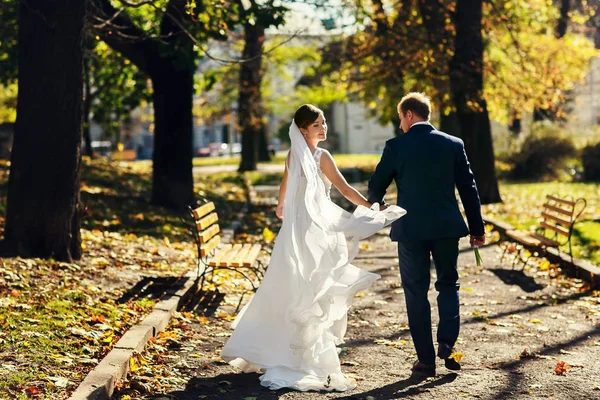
556;0;570;38
508;109;522;136
238;22;266;172
3;0;85;261
449;0;501;204
439;111;461;138
83;57;94;157
257;124;271;162
92;0;196;210
151;66;195;210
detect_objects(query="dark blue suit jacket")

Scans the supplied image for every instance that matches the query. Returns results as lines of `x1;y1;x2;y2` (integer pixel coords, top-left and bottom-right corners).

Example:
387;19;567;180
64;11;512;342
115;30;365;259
368;123;484;242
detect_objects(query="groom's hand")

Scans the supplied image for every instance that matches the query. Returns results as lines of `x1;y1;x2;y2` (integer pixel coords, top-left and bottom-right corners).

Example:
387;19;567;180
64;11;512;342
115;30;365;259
470;234;485;247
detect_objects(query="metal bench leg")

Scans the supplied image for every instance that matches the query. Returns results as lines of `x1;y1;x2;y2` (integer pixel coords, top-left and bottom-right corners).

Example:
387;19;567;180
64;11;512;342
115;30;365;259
512;246;523;270
501;243;509;263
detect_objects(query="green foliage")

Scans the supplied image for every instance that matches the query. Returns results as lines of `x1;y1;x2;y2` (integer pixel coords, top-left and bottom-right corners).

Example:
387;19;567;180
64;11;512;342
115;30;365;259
87;39;151;138
508;123;577;181
0;0;18;83
316;0;598;127
483;0;598;123
582;141;600;181
0;83;17;123
195;38;327;123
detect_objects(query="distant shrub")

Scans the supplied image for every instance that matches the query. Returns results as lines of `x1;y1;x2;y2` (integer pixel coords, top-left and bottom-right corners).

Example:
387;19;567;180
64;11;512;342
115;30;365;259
508;124;577;180
582;141;600;181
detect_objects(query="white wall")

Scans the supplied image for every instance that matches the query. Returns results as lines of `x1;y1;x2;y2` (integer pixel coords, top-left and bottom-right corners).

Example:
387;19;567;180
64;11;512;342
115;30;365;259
331;102;395;153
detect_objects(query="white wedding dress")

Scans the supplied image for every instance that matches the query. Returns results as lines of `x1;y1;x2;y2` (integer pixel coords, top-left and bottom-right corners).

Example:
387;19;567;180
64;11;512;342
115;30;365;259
220;121;406;392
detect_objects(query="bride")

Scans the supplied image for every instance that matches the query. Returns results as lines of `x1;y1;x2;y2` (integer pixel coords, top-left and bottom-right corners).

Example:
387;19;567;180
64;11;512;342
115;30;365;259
220;104;406;392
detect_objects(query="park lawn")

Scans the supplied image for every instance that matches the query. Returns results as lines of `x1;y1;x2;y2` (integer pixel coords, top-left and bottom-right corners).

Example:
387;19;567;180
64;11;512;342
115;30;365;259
483;182;600;265
0;159;247;399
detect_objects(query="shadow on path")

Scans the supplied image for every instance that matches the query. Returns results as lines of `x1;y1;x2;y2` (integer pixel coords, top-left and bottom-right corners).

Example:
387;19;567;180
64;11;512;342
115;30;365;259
162;371;292;399
336;372;458;399
117;276;190;304
489;268;545;293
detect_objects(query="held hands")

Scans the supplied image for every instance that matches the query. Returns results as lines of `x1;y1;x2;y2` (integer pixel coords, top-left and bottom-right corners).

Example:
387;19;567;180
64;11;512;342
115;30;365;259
470;234;485;247
276;203;284;220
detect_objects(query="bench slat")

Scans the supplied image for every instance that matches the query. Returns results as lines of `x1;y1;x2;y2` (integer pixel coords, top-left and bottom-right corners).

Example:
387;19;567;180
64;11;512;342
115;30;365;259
230;244;253;267
530;233;560;247
197;212;219;230
208;244;233;266
192;202;215;220
199;224;220;244
219;244;243;267
242;244;262;267
540;221;570;237
546;195;575;207
200;235;221;257
541;212;572;228
543;203;573;216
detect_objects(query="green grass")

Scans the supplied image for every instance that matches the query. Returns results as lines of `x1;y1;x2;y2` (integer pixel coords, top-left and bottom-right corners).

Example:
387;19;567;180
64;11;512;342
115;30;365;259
192;153;381;168
483;181;600;265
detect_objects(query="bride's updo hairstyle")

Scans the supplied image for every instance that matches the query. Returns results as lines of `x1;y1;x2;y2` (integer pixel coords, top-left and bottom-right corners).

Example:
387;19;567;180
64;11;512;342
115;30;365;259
294;104;324;129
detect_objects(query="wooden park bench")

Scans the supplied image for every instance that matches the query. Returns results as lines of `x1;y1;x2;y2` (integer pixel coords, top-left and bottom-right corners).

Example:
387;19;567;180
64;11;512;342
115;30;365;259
501;194;586;267
182;199;267;310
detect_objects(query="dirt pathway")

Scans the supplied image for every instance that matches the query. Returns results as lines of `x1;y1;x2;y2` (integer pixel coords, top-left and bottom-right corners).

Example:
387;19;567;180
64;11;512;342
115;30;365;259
112;230;600;400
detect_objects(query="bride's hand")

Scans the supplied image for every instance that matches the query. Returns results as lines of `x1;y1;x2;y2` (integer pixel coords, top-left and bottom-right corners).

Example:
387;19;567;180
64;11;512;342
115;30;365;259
276;203;284;219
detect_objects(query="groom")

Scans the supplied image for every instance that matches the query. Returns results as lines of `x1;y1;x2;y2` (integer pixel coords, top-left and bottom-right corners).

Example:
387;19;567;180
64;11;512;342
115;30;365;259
368;92;485;376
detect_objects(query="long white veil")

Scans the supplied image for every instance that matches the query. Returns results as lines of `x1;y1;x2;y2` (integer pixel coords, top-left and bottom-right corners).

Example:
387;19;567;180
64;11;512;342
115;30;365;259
283;120;405;263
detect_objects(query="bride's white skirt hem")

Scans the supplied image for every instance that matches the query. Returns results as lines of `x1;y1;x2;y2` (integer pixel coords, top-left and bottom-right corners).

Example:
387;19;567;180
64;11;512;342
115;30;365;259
221;356;357;392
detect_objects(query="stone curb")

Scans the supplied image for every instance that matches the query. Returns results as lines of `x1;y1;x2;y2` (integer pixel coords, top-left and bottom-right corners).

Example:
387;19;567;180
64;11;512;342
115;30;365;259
68;273;197;400
69;200;251;400
483;215;599;288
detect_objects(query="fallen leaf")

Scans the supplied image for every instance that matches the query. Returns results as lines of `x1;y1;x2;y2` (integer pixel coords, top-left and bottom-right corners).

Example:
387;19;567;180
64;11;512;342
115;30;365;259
449;352;465;362
374;339;408;348
47;376;72;388
24;386;40;395
529;319;543;324
520;349;535;359
262;227;275;242
554;361;570;375
92;315;106;323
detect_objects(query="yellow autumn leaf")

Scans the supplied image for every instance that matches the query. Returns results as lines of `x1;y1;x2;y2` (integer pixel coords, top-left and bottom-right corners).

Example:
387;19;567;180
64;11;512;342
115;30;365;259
262;227;275;242
449;352;465;362
129;356;138;373
529;319;543;324
360;243;372;251
538;260;550;270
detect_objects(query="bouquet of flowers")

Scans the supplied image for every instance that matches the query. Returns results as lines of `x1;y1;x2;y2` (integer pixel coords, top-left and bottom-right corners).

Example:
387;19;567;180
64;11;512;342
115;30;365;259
474;246;483;266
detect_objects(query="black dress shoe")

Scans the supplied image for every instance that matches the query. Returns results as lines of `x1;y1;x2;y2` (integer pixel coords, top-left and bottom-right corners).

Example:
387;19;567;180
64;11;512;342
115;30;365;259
444;357;461;371
411;360;436;376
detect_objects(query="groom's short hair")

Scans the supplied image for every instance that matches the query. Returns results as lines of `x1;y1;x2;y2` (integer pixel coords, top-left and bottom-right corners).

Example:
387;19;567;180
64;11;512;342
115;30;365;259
398;93;431;120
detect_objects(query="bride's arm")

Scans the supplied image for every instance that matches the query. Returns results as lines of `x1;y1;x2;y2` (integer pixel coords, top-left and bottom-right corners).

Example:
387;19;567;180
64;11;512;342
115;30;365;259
276;152;290;219
320;150;371;208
